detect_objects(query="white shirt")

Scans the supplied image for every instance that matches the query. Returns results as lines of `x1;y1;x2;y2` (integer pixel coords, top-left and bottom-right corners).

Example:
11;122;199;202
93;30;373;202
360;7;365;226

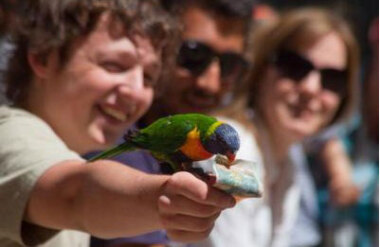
184;117;300;247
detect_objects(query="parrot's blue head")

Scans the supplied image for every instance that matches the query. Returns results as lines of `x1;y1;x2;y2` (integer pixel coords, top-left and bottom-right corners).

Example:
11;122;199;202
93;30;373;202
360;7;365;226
204;123;240;162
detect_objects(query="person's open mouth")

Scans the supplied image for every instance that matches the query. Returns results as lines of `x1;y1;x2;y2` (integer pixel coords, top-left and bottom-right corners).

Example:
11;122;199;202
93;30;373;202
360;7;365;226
97;104;136;123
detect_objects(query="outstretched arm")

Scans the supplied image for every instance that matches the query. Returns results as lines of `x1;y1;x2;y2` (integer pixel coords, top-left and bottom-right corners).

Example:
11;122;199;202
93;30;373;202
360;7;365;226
24;159;235;242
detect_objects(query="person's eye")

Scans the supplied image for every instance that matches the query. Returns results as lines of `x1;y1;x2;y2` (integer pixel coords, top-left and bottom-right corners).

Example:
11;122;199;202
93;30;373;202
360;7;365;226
101;61;127;73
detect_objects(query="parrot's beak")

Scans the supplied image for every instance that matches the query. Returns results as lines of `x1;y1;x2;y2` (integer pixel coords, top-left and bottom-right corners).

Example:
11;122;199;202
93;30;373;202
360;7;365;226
226;151;236;163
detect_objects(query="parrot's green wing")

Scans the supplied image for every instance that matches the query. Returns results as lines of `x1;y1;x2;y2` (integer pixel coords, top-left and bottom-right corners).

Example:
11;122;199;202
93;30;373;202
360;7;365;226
131;114;217;153
131;115;194;153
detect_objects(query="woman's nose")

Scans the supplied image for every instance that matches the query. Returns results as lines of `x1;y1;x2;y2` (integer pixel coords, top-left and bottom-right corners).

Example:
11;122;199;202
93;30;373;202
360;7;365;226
299;70;323;96
298;71;323;110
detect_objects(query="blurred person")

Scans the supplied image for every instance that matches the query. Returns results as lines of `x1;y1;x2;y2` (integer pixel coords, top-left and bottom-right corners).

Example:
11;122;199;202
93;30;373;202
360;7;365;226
191;7;360;247
0;1;237;247
363;17;378;144
0;0;23;104
0;0;22;35
296;124;360;247
249;8;359;247
319;138;360;207
301;132;360;246
312;16;378;247
148;0;253;116
252;3;278;23
90;0;256;246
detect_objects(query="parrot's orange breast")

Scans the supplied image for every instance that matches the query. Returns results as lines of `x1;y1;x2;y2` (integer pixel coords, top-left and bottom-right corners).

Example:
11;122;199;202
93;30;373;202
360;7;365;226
179;127;213;161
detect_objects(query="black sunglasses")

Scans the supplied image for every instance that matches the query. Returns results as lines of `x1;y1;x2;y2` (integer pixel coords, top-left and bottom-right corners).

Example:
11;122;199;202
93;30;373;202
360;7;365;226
177;40;249;82
273;50;347;97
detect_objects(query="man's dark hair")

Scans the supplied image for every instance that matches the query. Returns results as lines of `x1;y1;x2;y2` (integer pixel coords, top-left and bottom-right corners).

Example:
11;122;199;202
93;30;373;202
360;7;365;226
4;0;178;104
161;0;256;19
161;0;256;35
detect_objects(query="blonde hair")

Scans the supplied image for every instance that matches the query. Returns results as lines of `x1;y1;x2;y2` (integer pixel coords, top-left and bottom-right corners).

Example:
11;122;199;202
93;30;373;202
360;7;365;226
249;7;360;125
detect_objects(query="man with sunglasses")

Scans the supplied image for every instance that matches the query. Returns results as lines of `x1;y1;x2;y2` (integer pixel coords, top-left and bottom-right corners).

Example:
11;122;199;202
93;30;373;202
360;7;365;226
148;0;253;116
91;0;256;246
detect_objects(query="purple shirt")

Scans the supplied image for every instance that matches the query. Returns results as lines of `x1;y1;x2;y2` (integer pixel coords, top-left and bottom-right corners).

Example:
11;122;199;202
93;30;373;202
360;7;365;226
88;146;170;246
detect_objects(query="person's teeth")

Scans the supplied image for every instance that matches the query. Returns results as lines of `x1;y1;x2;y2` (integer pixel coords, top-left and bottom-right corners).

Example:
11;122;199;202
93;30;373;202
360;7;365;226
102;106;127;122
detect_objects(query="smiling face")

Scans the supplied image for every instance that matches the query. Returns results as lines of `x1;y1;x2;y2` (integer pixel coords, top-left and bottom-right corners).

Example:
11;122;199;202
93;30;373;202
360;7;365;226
28;14;161;154
159;6;245;114
259;32;346;142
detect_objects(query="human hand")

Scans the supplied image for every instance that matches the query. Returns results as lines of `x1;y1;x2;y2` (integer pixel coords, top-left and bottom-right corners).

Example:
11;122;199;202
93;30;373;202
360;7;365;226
158;171;236;242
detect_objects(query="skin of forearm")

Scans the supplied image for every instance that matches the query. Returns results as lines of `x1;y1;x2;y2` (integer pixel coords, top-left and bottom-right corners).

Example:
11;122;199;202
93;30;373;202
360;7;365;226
320;139;360;206
321;138;352;180
76;160;169;238
25;160;168;238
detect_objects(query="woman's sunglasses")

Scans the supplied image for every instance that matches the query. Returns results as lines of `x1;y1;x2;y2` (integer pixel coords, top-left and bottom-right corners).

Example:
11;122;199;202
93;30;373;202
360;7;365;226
272;50;347;97
177;40;249;83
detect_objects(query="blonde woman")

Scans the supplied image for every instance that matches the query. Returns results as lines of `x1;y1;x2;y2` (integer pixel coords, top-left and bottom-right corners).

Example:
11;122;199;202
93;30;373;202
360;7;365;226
193;7;359;247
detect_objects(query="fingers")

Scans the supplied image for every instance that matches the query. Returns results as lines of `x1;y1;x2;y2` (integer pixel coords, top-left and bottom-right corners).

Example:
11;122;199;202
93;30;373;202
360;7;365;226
166;228;214;243
160;211;220;233
158;195;221;217
163;171;236;208
158;171;236;242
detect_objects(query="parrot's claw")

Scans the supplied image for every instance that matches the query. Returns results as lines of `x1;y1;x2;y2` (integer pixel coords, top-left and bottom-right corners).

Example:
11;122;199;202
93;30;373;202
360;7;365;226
180;162;193;171
123;129;138;141
159;162;175;175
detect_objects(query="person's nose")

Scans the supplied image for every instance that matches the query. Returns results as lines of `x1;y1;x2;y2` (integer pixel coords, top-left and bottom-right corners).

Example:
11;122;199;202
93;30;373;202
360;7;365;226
118;66;145;96
298;70;323;110
124;65;144;89
299;70;323;96
196;59;222;94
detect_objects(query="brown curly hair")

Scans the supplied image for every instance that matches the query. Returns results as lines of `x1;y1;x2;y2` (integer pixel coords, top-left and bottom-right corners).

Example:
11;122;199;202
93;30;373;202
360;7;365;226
4;0;179;105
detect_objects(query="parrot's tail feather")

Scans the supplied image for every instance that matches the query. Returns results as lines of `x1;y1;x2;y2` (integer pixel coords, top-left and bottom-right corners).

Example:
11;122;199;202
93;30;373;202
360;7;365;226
87;142;135;162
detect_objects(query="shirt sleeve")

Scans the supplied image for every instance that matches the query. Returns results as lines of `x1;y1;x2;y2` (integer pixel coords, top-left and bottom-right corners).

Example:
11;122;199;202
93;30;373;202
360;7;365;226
0;109;82;245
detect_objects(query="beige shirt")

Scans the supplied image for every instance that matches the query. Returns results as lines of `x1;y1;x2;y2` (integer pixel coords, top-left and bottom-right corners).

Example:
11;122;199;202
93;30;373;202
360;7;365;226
0;106;89;247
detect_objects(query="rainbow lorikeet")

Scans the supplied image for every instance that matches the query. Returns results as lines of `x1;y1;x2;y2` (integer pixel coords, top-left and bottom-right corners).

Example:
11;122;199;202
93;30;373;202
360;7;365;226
88;113;240;171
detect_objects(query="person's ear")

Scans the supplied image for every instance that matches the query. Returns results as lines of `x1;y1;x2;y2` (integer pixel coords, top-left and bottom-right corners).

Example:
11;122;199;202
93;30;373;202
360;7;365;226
27;51;57;79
